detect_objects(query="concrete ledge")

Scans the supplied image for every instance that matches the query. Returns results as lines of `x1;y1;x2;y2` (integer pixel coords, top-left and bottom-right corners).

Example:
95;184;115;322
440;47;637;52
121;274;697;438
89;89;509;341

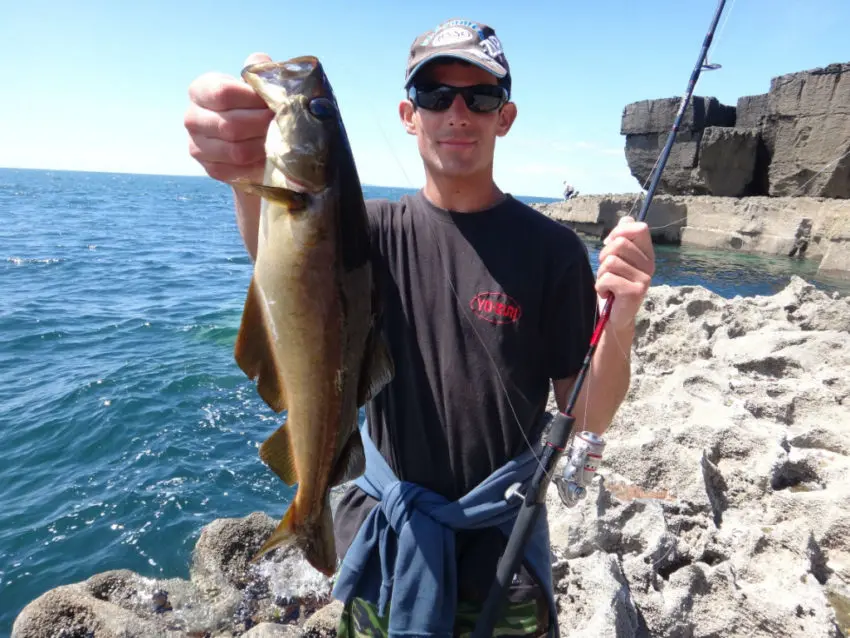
533;194;850;280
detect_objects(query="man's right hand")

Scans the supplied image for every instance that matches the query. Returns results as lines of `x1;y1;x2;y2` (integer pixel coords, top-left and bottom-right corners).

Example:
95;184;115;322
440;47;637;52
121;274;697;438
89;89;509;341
184;52;274;185
184;53;273;261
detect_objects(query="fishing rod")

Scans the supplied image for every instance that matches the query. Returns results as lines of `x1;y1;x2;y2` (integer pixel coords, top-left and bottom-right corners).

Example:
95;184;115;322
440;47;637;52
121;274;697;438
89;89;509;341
471;0;728;635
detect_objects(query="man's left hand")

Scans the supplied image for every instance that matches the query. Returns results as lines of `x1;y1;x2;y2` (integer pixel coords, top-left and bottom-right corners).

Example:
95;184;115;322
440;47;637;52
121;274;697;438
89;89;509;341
595;216;655;330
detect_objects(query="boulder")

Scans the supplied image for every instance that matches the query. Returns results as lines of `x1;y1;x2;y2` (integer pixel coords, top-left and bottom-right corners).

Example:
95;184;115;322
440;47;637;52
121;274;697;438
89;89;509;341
698;126;759;196
736;93;769;129
621;96;736;135
620;61;850;199
621;97;737;195
623;130;704;195
12;512;335;638
764;63;850;198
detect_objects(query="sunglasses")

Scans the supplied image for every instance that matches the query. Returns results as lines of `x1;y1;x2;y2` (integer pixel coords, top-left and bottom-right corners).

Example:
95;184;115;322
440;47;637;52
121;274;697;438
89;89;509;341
408;83;509;113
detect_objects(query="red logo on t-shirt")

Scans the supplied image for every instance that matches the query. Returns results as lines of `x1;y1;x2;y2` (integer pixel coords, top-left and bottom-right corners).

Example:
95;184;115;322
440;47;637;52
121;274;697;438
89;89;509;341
470;292;522;325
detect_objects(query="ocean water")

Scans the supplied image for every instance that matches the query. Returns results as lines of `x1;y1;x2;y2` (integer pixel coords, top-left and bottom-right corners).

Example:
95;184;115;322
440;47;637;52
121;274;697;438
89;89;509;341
0;167;846;635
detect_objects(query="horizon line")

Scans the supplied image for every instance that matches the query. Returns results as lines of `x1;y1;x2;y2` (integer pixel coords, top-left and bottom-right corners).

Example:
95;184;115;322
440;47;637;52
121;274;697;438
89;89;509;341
0;164;640;200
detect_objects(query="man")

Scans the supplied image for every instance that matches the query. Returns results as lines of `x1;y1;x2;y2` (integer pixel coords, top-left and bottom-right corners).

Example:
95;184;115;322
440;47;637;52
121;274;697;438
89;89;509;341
184;18;654;638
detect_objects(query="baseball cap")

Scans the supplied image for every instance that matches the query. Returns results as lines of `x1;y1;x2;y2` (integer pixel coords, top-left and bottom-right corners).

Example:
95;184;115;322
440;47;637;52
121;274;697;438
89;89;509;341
404;19;511;94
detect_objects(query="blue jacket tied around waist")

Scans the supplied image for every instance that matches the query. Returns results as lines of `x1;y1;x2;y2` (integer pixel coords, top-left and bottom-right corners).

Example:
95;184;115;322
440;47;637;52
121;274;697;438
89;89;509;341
332;418;559;638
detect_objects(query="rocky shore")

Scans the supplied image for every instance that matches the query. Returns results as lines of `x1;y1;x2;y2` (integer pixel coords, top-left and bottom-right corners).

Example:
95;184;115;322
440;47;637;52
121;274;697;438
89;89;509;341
531;193;850;281
12;277;850;637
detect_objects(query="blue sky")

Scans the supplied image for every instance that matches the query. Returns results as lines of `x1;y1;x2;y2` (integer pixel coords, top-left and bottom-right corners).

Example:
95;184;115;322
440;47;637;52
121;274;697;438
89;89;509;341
1;0;848;198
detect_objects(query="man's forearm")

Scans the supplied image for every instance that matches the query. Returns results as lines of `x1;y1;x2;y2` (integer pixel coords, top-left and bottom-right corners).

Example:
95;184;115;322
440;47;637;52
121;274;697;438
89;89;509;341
557;321;634;436
235;190;262;263
554;214;653;437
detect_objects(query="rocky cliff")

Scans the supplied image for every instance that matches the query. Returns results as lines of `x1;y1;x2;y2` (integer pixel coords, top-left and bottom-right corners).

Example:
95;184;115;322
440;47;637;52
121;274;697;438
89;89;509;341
622;62;850;199
11;278;850;638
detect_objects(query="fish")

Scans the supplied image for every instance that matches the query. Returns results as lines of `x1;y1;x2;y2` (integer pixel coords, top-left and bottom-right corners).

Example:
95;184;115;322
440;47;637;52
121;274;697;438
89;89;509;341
231;55;394;576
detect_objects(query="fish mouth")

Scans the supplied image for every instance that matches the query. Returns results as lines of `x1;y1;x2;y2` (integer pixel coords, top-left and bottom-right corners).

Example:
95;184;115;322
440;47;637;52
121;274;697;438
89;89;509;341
277;56;319;76
242;56;323;93
242;56;332;193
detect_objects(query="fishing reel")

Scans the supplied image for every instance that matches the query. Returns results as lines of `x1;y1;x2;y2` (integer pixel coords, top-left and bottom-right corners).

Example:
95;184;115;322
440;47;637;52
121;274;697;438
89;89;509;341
553;431;606;508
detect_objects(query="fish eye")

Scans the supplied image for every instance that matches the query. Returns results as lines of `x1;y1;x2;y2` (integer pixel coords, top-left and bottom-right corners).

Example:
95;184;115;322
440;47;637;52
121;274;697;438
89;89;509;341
308;97;335;120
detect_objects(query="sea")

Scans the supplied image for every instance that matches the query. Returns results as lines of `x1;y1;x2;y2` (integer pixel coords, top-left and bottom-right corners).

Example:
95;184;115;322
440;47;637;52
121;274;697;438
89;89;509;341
1;167;847;635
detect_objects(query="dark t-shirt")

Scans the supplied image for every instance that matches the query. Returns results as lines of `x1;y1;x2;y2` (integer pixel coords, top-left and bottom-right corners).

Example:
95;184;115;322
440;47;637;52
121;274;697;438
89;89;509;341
334;190;598;606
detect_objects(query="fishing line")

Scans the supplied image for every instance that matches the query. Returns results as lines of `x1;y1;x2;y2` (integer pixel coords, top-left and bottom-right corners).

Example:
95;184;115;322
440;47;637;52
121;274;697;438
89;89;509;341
372;108;416;191
711;0;739;60
626;158;663;219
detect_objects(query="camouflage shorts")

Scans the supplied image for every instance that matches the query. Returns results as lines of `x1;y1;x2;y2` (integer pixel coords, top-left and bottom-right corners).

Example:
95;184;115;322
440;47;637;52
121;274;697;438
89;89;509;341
337;596;548;638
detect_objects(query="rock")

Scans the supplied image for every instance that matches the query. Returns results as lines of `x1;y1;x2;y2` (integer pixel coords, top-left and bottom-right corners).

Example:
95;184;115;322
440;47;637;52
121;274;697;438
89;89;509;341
545;277;850;637
13;512;337;638
11;583;185;638
531;193;687;243
243;622;303;637
533;193;850;280
736;94;770;129
621;96;736;136
555;551;641;637
736;94;772;195
698;126;759;196
622;96;737;195
620;60;850;198
826;586;850;636
302;601;344;637
819;238;850;280
624;130;705;195
191;511;277;594
603;61;850;281
765;63;850;198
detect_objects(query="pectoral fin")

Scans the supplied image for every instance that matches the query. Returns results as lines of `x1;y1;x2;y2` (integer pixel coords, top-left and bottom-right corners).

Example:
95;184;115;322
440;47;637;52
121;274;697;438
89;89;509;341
328;429;365;487
356;331;395;406
234;276;287;413
230;181;309;211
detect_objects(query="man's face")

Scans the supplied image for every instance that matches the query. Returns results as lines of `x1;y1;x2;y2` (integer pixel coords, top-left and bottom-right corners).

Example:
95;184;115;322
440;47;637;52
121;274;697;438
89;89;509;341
399;61;517;181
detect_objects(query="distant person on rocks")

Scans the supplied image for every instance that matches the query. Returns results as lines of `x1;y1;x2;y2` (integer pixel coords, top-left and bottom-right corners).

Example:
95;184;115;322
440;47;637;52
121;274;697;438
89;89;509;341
563;181;578;200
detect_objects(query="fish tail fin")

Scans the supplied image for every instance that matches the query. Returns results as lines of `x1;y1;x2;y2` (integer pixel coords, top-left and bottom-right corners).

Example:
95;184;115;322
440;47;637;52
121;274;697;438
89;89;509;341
250;499;338;578
251;502;298;563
